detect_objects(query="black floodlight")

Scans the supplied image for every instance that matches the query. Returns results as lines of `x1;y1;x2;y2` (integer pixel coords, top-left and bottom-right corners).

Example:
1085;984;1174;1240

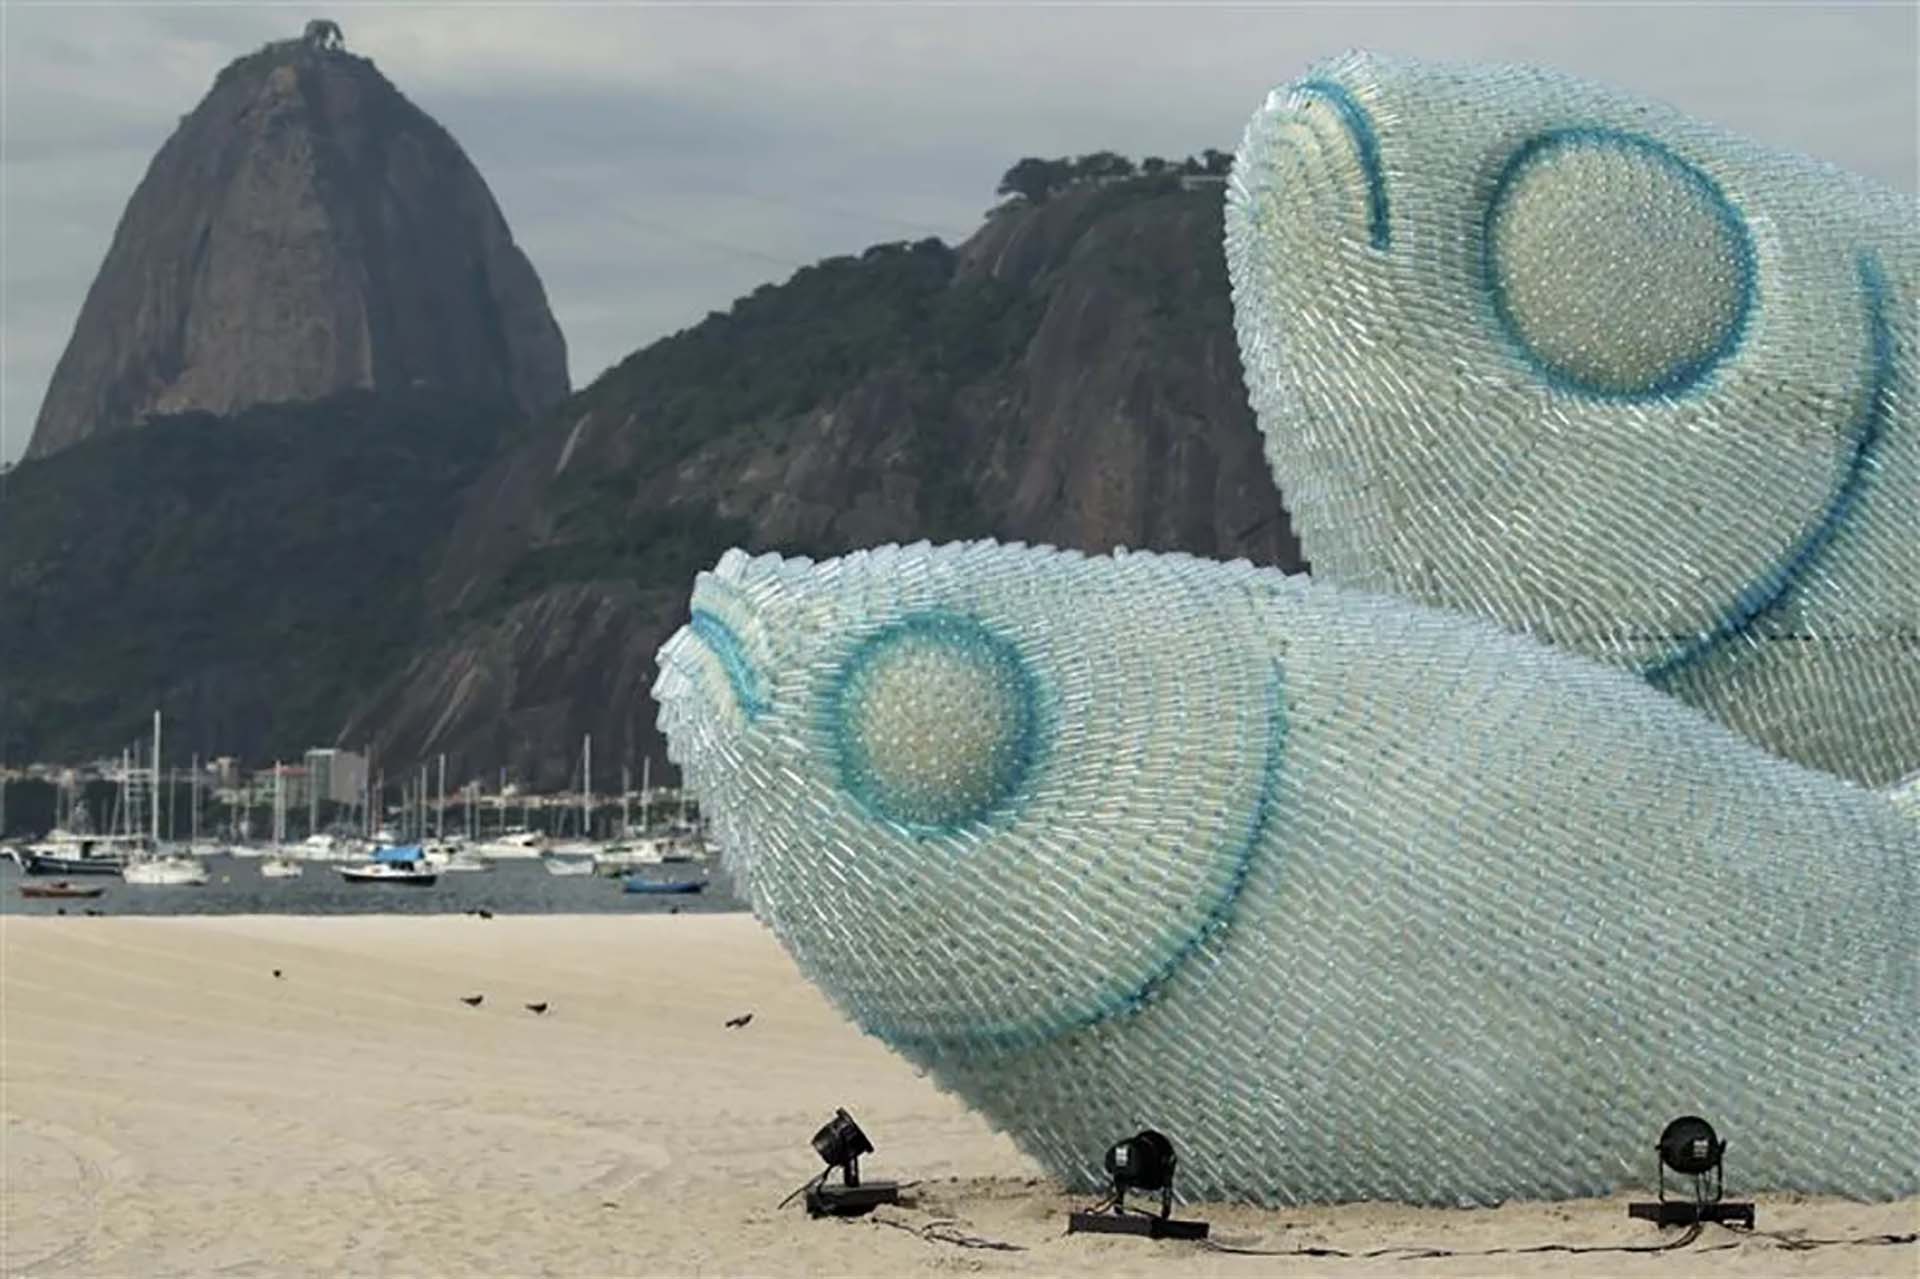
793;1108;899;1218
1628;1115;1754;1229
1068;1129;1209;1241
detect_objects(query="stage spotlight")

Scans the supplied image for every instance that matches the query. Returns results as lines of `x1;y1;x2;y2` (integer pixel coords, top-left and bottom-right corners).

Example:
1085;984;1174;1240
1067;1129;1209;1241
1627;1115;1754;1229
792;1108;899;1217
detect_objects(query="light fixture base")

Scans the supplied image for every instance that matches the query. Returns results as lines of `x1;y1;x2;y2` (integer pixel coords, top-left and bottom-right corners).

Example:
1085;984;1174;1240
806;1181;900;1218
1627;1200;1754;1229
1067;1211;1209;1240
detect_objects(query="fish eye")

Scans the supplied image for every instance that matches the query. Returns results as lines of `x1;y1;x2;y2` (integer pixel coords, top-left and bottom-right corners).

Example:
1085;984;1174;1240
1481;128;1756;399
823;613;1041;833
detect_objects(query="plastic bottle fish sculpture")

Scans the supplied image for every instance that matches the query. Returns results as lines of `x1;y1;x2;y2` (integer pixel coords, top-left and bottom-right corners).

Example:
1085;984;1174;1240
654;541;1917;1205
1224;51;1918;788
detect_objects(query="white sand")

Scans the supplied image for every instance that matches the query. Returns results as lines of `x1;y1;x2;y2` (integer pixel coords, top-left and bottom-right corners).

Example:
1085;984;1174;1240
2;914;1912;1278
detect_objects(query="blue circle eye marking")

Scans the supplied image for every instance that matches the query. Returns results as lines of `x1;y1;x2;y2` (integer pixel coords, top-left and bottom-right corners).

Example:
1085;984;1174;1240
1641;249;1895;687
688;608;769;720
1480;128;1757;400
872;661;1291;1060
824;612;1043;835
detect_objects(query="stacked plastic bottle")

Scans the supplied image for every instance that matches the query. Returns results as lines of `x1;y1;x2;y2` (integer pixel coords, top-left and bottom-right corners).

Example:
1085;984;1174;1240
1223;51;1919;788
654;541;1917;1205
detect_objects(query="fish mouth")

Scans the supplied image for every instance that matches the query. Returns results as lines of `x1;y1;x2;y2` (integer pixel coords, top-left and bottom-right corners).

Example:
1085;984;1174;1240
1287;77;1391;251
1232;72;1392;258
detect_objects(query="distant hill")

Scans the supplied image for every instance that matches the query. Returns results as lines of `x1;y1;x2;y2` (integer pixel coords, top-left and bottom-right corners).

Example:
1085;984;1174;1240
342;176;1303;788
0;390;520;764
26;31;567;461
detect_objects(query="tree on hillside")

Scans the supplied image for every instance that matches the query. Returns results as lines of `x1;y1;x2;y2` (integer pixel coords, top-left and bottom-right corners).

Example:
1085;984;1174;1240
1203;148;1233;175
997;157;1074;204
1072;151;1135;180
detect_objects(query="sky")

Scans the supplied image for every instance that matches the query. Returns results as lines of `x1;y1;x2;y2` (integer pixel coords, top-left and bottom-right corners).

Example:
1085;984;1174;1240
1;2;1915;468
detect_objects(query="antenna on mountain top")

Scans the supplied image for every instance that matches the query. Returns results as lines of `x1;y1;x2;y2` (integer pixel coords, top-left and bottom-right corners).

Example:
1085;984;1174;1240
303;19;344;52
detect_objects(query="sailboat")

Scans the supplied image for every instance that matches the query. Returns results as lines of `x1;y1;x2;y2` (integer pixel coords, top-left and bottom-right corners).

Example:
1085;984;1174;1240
543;733;598;874
122;714;210;886
260;761;304;879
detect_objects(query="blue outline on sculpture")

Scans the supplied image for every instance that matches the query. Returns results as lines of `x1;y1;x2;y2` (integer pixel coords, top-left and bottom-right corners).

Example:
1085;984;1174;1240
688;608;769;720
879;662;1290;1056
1642;249;1893;687
824;612;1046;836
1481;128;1756;400
1297;79;1391;251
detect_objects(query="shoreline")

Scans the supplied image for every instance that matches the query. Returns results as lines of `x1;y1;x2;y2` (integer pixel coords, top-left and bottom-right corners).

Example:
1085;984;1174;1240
4;915;1912;1277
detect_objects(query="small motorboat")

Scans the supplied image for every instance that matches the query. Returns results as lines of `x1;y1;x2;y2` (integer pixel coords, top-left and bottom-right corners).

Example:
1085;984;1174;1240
20;881;107;900
543;855;595;877
621;875;705;895
336;862;439;885
336;844;438;885
260;856;305;879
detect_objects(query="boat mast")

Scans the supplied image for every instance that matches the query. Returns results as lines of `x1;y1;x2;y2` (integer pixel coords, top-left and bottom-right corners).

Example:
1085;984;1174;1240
582;734;592;841
273;761;285;850
641;756;651;833
437;753;446;841
191;753;200;847
152;711;162;850
622;764;630;838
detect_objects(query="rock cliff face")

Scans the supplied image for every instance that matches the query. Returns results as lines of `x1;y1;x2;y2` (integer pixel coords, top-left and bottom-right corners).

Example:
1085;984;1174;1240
26;36;567;460
342;179;1304;788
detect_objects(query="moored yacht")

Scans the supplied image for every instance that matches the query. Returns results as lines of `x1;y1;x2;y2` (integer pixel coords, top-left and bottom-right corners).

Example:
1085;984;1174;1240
336;845;438;885
15;831;140;875
121;853;210;886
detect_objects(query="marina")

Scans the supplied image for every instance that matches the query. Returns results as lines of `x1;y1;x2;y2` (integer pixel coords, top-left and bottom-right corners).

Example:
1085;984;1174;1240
2;851;738;916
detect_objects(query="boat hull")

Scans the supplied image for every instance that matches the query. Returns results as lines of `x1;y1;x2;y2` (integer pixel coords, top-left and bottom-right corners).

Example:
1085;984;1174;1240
335;866;438;885
622;879;705;895
20;883;107;899
20;853;126;876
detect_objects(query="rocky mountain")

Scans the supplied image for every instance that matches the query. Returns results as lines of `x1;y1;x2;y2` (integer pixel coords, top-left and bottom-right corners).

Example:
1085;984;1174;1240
25;31;567;461
3;164;1299;783
341;177;1303;788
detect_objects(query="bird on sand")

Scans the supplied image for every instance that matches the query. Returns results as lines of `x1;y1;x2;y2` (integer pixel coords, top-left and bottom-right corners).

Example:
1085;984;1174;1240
724;1013;754;1029
524;1001;550;1015
272;969;284;979
460;994;484;1007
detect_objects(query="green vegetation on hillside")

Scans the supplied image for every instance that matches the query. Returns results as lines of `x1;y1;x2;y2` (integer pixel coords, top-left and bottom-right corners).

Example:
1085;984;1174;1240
0;390;517;762
499;236;1048;602
996;149;1232;203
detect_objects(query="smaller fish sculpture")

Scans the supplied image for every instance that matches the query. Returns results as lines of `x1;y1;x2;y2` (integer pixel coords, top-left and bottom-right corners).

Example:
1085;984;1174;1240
1224;51;1919;788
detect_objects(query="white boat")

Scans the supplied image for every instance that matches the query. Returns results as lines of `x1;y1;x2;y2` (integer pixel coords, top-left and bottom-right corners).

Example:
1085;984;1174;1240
543;854;595;876
122;855;210;886
260;856;305;879
594;836;669;873
474;829;547;859
336;860;438;885
424;843;494;873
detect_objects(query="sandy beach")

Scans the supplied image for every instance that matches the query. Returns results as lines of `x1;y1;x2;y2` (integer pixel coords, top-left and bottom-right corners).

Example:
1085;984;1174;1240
2;914;1912;1278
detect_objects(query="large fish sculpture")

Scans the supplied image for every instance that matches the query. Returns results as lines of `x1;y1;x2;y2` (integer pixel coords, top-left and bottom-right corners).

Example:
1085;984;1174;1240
654;540;1917;1205
1224;51;1919;788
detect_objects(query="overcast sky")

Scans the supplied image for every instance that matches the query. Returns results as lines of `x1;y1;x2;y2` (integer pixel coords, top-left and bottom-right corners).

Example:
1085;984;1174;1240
2;2;1914;467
